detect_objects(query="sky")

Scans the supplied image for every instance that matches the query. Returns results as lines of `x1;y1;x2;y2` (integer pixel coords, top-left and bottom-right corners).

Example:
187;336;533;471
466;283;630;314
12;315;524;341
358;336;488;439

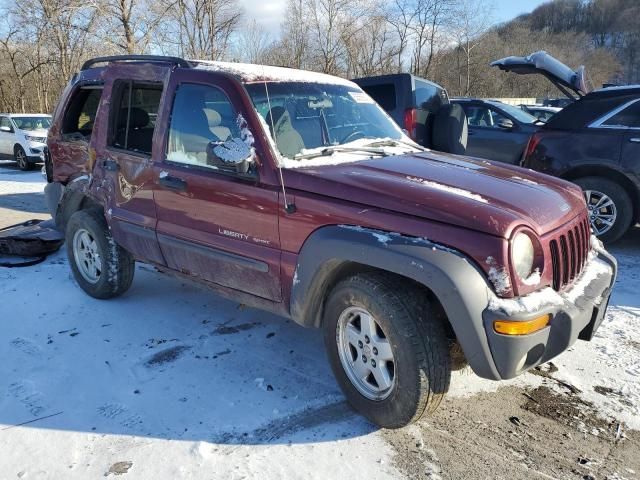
238;0;552;39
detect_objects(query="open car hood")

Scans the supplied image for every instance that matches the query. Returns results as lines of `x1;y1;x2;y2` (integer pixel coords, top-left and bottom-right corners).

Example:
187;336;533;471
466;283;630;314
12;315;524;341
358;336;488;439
491;51;592;98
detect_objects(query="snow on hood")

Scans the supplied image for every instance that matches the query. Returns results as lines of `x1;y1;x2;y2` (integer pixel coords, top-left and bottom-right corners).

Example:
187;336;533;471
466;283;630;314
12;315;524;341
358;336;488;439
282;151;587;238
193;60;357;87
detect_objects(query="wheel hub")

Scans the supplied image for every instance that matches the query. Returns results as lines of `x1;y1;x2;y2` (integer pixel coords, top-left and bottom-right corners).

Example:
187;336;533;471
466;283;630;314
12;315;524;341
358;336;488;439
583;189;617;236
336;306;396;401
72;228;102;284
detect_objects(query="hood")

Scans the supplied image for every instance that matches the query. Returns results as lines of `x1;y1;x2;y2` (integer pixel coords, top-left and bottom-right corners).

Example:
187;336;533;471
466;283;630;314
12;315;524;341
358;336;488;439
282;151;586;238
20;128;48;138
491;51;592;98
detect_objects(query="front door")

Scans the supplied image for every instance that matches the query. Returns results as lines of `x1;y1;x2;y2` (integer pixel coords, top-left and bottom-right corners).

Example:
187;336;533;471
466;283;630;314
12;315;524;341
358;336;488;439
463;104;528;164
152;70;282;301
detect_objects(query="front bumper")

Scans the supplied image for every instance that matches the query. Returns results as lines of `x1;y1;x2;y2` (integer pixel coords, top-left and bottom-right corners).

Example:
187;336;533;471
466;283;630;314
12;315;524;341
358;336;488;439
483;248;617;379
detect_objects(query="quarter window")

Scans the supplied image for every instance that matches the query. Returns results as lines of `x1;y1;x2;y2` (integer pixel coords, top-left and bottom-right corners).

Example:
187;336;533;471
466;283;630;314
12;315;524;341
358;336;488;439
167;83;245;171
602;100;640;128
62;86;103;139
110;82;162;155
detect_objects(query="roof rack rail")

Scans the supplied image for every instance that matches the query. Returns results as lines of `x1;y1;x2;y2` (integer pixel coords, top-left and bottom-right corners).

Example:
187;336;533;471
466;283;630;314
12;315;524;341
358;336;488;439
81;55;191;71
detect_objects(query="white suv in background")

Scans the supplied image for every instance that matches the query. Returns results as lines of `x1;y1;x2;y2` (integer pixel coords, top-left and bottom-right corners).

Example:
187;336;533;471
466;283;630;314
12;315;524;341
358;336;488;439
0;113;51;170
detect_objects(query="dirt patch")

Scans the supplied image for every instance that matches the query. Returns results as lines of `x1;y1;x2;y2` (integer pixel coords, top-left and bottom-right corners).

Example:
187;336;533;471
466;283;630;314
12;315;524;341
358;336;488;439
384;385;640;480
105;461;132;476
523;386;617;436
594;385;635;407
145;346;190;366
212;322;259;335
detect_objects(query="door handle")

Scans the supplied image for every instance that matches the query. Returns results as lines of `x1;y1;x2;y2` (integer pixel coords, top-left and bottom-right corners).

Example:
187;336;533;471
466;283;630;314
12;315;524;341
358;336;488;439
102;159;119;171
159;174;187;191
629;138;640;143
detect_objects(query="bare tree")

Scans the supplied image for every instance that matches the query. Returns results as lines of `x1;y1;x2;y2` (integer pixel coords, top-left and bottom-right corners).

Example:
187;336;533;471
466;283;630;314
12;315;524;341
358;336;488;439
450;0;494;95
234;19;271;63
158;0;243;60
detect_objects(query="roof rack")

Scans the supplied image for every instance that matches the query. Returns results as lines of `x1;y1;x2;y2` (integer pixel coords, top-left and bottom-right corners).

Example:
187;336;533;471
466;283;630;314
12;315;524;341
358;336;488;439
81;55;191;71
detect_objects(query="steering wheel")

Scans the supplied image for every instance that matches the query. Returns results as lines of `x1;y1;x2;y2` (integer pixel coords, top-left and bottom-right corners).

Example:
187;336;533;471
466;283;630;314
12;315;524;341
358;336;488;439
340;130;367;144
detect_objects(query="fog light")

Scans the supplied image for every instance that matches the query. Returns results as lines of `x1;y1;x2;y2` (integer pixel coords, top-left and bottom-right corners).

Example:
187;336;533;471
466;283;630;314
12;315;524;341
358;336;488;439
494;314;551;335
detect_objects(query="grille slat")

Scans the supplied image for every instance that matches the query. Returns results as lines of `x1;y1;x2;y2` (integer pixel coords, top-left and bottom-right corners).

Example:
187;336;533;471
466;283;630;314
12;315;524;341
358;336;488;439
547;214;591;292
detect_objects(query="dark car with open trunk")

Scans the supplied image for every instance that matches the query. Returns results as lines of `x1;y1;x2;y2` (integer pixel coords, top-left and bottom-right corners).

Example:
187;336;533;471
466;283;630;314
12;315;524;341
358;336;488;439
45;55;616;428
493;51;640;243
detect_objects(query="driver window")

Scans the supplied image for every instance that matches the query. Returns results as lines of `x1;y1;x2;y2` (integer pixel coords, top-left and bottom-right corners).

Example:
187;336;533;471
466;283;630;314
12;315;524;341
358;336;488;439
167;83;246;170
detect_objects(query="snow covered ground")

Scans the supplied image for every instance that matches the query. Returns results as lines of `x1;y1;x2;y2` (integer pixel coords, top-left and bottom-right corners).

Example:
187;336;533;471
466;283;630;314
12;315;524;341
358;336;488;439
1;167;639;479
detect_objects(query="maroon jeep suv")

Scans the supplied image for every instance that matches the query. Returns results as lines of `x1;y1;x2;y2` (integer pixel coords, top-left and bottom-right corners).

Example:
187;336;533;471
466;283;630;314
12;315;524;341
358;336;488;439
44;55;617;428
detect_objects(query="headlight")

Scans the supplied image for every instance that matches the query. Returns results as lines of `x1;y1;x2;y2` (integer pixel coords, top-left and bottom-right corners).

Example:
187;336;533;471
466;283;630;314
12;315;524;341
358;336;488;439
25;135;46;143
512;232;535;280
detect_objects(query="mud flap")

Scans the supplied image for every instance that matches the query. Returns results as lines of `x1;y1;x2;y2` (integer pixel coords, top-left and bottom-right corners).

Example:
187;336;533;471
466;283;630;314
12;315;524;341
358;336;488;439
0;219;64;267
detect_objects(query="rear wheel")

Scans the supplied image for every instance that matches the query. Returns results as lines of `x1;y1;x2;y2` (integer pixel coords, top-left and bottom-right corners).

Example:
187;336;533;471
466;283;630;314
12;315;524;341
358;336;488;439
14;145;32;171
323;273;451;428
66;209;135;299
574;177;633;243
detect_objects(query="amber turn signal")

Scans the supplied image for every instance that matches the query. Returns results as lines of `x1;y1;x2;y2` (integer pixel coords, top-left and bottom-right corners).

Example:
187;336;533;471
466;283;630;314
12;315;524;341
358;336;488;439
494;314;551;336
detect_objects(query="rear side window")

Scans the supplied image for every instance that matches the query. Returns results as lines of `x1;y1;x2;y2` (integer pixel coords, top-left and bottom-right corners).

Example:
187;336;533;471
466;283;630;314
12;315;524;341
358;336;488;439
360;84;396;111
109;82;162;155
0;116;13;131
62;86;103;139
602;100;640;128
414;80;445;112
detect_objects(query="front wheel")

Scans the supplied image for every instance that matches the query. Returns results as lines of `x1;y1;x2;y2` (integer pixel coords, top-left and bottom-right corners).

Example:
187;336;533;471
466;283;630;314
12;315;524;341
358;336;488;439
66;209;135;299
15;146;32;171
323;273;451;428
575;177;633;243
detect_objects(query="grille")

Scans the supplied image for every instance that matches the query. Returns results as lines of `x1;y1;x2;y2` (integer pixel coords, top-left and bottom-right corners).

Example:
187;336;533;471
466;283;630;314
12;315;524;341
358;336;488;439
549;215;591;291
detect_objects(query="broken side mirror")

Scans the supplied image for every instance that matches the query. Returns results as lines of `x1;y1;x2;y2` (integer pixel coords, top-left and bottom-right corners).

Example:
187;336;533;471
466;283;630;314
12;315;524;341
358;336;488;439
206;138;255;175
498;118;514;130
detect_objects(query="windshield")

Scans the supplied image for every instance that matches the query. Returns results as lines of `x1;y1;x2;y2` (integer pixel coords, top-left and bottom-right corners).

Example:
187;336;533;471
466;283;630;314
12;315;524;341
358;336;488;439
245;82;406;159
12;116;51;131
491;103;537;124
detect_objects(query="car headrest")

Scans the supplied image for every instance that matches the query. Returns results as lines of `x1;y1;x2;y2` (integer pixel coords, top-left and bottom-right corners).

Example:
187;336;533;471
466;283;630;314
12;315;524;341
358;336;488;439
203;108;222;127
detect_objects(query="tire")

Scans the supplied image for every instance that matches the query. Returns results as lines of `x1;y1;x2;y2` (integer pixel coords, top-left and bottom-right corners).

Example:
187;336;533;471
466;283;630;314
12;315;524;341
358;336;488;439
574;177;633;244
14;145;33;171
323;273;451;428
432;103;468;155
66;208;135;299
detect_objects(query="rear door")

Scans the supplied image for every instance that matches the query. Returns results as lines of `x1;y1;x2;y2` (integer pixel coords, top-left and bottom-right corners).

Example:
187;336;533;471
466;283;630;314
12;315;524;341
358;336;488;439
0;116;14;156
609;99;640;176
151;69;282;301
90;64;168;265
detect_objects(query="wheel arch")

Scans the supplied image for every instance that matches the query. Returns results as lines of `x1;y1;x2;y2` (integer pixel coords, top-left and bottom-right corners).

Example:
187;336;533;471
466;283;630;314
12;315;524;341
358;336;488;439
55;180;104;230
561;165;640;222
289;225;500;380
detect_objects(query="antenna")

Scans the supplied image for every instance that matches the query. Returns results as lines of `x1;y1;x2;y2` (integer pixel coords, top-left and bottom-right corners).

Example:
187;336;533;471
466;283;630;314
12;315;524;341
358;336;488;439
263;74;296;214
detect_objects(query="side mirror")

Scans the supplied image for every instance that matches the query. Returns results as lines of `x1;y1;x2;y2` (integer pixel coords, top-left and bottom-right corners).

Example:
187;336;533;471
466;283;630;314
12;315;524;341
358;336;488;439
206;138;254;174
498;119;514;130
0;125;12;132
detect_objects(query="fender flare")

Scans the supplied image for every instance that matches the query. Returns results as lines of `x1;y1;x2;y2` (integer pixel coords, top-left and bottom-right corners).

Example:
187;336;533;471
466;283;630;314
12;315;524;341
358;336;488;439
53;177;99;230
290;225;501;379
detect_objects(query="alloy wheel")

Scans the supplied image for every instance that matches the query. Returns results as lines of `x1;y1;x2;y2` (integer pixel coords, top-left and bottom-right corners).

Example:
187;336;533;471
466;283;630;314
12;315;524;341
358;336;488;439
584;189;617;236
336;306;396;401
72;228;102;284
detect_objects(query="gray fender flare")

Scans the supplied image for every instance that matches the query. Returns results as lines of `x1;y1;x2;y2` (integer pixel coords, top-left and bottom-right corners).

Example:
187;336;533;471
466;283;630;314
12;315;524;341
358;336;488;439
53;176;98;230
290;225;501;380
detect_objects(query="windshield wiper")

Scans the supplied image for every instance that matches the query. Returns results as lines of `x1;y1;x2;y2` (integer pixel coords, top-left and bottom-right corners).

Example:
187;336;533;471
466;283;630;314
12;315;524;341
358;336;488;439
363;138;425;150
293;145;389;160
